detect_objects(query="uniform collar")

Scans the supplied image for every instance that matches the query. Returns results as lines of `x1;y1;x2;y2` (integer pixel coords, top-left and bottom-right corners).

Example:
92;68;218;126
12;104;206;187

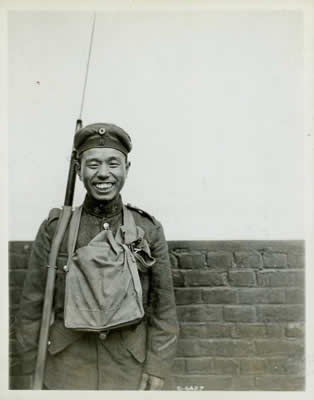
83;194;123;217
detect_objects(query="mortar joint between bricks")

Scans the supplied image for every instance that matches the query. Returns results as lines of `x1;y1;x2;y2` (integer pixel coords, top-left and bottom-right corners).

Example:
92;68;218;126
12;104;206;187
173;248;188;254
258;247;273;255
222;272;230;287
255;270;260;286
231;251;237;269
202;250;209;268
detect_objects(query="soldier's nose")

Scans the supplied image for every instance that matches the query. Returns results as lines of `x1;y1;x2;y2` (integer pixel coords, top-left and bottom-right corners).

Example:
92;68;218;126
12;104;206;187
97;164;110;178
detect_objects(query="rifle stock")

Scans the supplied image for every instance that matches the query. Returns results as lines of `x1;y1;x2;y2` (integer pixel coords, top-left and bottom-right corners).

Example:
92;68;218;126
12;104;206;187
33;119;82;389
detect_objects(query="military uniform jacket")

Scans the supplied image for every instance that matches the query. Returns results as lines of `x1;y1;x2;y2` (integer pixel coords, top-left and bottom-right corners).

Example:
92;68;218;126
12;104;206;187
15;195;179;386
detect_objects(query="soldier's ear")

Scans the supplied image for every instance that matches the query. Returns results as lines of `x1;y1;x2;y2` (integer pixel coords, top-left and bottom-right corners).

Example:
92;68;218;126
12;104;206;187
126;160;131;175
75;159;82;181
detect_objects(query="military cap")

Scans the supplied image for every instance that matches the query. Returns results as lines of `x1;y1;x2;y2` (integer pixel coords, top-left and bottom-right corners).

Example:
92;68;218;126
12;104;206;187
74;123;132;157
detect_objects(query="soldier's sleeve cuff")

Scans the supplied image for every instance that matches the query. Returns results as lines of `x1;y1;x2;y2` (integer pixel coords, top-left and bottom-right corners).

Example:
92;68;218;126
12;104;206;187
144;351;171;379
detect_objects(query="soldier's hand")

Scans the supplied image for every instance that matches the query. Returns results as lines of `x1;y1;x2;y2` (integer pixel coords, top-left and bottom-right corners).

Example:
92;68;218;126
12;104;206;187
139;372;164;390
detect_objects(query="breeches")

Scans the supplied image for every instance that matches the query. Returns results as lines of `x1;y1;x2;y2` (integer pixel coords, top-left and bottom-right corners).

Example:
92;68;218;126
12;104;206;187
44;330;144;390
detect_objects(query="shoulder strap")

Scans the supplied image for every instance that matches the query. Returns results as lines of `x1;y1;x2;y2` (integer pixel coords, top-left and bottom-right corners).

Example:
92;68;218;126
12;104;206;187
125;203;157;224
120;206;144;245
47;208;62;225
67;205;83;257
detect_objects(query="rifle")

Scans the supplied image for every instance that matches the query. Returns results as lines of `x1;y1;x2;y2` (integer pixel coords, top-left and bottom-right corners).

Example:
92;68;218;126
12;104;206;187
32;119;82;389
32;13;96;389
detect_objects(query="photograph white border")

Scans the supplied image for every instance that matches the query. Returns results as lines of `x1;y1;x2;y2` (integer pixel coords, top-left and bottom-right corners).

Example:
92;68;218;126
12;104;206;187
1;1;313;399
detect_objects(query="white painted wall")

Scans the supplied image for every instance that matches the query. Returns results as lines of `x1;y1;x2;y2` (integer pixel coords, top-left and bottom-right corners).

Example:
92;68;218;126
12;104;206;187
8;10;304;240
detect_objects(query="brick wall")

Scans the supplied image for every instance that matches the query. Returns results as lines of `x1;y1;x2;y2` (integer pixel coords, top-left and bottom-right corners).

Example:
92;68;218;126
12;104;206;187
9;240;305;390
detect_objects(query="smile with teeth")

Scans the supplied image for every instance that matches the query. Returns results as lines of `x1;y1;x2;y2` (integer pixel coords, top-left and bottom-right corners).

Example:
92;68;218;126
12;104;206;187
94;182;113;191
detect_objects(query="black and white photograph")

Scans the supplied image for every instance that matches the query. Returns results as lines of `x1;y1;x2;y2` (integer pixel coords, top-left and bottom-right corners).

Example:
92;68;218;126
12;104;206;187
2;0;313;396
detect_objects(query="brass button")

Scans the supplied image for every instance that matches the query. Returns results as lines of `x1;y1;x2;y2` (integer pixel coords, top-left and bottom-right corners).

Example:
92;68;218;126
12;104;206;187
99;332;108;341
103;222;109;230
63;265;69;272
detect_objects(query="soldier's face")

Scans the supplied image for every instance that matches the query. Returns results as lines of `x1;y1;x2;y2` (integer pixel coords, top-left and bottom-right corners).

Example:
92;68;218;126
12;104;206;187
77;147;130;201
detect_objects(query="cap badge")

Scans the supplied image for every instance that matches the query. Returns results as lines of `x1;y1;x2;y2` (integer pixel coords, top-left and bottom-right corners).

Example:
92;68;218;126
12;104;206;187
98;127;106;135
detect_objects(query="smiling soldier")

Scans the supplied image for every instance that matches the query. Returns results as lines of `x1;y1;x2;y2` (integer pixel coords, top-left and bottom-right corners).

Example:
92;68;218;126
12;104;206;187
15;123;179;390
